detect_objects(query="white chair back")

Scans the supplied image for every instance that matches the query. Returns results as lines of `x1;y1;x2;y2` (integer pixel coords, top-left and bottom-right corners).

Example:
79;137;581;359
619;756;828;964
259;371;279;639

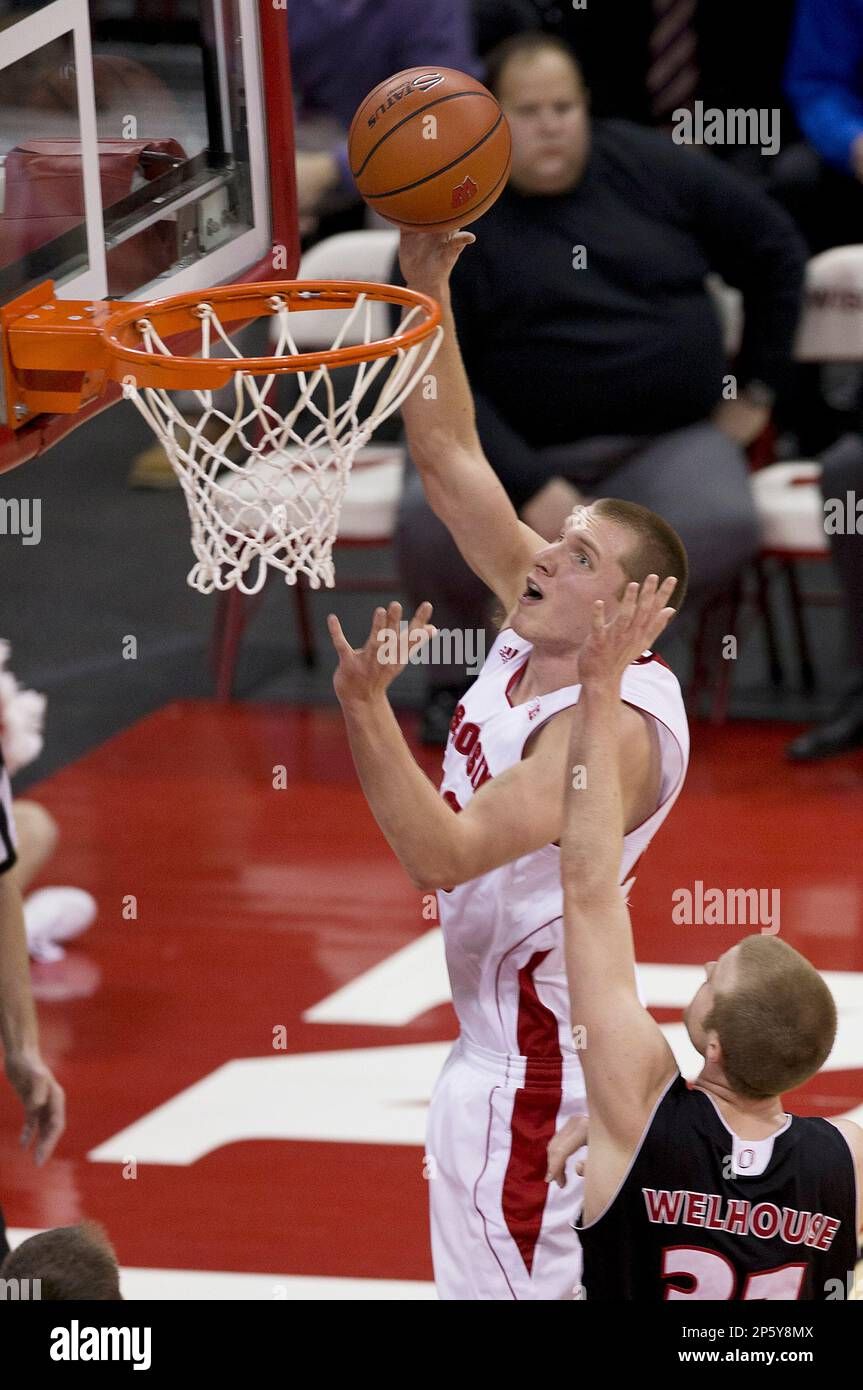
795;245;863;361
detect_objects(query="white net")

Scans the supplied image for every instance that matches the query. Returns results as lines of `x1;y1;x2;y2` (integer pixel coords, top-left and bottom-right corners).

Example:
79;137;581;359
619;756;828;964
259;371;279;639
121;291;442;594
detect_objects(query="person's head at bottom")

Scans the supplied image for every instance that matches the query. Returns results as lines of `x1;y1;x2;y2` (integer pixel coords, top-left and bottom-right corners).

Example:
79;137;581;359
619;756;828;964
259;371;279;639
685;935;837;1101
0;1220;122;1299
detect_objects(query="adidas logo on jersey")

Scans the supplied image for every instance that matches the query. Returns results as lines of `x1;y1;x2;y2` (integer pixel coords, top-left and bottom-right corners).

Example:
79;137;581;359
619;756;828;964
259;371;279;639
499;645;518;661
527;699;541;721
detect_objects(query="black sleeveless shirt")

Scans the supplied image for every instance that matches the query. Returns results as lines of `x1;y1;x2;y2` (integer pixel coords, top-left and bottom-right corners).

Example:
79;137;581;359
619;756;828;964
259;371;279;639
0;745;16;875
576;1074;858;1301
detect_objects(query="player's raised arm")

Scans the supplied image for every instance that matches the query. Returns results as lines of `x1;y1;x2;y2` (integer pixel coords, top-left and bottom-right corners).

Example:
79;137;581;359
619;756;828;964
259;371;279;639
561;578;680;1153
398;230;545;610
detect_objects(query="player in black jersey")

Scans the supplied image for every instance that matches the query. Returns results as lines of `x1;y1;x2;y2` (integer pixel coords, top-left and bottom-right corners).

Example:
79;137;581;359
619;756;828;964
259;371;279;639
547;574;862;1301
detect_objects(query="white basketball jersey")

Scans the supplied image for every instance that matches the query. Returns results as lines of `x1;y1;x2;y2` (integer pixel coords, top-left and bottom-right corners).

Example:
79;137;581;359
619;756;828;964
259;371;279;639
437;629;689;1061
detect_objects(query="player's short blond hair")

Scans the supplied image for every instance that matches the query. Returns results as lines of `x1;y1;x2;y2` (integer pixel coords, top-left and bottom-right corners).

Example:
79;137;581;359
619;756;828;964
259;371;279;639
592;498;689;612
0;1221;122;1300
705;936;837;1099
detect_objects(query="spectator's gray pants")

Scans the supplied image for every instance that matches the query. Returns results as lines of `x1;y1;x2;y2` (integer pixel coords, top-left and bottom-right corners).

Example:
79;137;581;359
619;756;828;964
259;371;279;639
394;421;760;692
820;433;863;681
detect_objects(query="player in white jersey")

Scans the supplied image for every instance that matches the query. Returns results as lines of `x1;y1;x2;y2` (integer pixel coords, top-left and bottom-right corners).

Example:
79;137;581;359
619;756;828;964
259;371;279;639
327;230;690;1299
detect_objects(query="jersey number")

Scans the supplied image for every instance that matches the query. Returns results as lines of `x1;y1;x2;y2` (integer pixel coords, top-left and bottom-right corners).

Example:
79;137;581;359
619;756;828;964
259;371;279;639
662;1247;806;1300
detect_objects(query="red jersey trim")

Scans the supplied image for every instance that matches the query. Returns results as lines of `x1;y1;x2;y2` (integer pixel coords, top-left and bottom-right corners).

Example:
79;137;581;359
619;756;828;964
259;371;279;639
501;950;563;1274
504;658;530;706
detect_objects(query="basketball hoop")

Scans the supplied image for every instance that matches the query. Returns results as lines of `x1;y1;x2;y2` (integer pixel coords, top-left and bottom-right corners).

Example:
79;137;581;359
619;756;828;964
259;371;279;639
2;280;442;594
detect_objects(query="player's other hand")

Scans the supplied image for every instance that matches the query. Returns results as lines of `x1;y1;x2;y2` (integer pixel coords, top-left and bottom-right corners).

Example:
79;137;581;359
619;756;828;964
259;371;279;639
399;230;475;292
328;600;437;704
5;1048;65;1166
578;575;678;690
546;1113;588;1188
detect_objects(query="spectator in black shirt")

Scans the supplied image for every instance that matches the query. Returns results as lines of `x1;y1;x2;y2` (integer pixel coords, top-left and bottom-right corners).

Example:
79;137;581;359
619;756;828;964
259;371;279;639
394;34;806;741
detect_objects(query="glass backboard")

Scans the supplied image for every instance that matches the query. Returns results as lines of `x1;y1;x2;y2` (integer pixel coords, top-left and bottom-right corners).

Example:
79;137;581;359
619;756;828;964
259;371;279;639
0;0;298;467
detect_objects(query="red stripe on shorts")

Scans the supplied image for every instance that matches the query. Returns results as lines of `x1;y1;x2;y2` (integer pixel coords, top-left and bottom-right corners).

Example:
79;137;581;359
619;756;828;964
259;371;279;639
501;949;563;1274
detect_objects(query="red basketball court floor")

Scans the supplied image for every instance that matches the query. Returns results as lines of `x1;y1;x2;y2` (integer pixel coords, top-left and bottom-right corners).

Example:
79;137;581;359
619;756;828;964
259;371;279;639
2;703;861;1298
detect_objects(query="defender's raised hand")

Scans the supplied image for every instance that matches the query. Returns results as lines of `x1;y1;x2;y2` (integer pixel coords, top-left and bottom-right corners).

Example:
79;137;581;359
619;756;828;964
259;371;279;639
578;575;678;689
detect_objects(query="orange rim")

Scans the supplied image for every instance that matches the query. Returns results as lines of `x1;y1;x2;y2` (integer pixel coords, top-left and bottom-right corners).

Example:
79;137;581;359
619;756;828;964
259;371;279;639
101;279;441;387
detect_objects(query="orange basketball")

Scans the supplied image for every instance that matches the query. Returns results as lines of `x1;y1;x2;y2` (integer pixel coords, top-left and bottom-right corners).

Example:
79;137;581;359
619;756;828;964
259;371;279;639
348;67;511;233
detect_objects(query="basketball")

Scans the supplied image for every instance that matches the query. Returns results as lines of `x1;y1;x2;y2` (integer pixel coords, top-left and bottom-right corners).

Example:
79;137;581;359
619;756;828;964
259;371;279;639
348;67;511;233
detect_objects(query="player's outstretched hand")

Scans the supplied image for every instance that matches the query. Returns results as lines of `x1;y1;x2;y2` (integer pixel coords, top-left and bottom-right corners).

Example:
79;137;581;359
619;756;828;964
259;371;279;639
399;230;475;292
5;1048;65;1166
578;575;678;690
328;601;437;704
546;1113;589;1188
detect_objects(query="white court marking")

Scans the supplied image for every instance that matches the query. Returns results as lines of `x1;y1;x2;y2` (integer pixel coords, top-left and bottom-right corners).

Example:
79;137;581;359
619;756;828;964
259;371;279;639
88;932;863;1164
6;1233;435;1300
